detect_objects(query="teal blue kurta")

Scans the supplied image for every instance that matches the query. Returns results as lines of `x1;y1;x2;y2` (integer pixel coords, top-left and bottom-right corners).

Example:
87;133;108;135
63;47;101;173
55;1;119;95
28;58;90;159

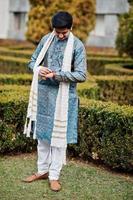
28;33;87;144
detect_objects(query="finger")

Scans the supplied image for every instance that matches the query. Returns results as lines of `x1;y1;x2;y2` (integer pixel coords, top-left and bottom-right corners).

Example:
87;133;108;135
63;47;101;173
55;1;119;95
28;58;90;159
42;69;51;74
45;73;53;78
41;67;52;72
41;76;46;80
39;72;47;76
40;69;50;74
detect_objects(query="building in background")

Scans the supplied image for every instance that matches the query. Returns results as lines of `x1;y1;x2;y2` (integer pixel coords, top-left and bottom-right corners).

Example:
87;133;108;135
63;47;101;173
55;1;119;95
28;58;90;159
0;0;29;40
87;0;129;47
0;0;129;47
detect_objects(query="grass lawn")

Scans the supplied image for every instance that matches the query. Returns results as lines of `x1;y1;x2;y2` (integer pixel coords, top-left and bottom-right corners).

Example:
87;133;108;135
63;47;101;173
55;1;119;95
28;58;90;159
0;153;132;200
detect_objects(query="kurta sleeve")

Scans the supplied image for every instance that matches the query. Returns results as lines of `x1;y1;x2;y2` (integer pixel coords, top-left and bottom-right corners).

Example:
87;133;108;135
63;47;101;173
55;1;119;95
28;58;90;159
54;41;87;83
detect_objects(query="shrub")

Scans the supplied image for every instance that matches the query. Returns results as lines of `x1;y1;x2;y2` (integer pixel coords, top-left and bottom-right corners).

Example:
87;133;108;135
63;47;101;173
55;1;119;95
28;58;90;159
78;76;133;105
116;5;133;58
87;57;133;75
0;85;133;171
77;80;101;100
0;74;132;105
0;85;36;154
26;0;95;43
104;63;133;76
0;39;34;49
77;98;133;172
86;47;119;58
128;0;133;5
0;74;32;85
0;56;30;74
0;47;32;59
94;75;133;105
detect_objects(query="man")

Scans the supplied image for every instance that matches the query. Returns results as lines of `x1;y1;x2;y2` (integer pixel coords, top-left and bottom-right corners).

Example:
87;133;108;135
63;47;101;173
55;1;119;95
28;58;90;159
23;11;87;192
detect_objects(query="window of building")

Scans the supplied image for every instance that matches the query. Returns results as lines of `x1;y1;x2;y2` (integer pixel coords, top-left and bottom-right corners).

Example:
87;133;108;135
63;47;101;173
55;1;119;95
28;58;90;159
13;12;26;31
91;14;105;36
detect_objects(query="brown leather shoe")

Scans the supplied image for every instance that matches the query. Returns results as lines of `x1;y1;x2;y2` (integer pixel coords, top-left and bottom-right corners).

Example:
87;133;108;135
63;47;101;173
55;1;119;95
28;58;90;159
49;180;61;192
22;172;48;183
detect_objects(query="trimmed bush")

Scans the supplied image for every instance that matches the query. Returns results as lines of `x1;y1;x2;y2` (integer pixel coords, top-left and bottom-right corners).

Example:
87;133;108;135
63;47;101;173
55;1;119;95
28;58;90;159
0;85;133;171
0;47;32;59
94;75;133;105
78;76;133;105
77;98;133;172
0;56;30;74
0;74;32;85
104;63;133;76
0;38;34;49
86;48;119;58
8;46;34;50
77;80;101;100
0;85;36;154
87;56;133;75
0;74;132;105
1;53;133;75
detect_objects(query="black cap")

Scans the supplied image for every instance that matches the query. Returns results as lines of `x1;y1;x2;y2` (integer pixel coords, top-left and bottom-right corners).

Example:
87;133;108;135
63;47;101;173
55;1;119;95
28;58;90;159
51;11;73;29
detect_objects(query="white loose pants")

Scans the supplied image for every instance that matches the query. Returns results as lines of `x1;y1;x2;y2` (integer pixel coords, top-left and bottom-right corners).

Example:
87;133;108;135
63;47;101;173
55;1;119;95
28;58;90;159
37;140;65;180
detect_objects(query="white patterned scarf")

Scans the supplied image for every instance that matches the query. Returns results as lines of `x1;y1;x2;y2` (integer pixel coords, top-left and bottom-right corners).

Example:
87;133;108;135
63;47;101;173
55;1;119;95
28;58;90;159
23;31;74;164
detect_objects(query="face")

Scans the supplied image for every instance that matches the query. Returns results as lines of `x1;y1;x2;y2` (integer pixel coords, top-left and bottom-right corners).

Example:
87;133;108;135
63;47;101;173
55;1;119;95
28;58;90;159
54;28;70;40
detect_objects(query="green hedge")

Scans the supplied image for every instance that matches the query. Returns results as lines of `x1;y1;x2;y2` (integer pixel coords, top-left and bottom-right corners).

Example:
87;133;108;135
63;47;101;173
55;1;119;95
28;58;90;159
88;57;133;75
0;85;36;153
104;64;133;75
0;47;32;59
78;76;133;105
0;74;132;105
0;74;32;85
77;80;101;100
94;75;133;105
0;85;133;171
8;46;34;51
76;98;133;172
0;56;30;74
1;52;133;75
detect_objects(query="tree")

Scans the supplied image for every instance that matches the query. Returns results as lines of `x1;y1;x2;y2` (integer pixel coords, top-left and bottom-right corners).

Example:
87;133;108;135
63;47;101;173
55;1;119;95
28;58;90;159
116;3;133;57
26;0;96;44
128;0;133;5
